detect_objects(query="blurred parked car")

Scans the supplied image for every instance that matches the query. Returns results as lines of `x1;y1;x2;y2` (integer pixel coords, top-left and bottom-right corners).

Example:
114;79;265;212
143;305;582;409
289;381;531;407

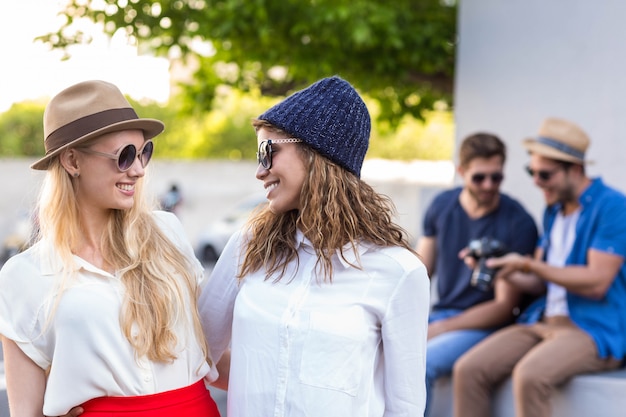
196;194;267;263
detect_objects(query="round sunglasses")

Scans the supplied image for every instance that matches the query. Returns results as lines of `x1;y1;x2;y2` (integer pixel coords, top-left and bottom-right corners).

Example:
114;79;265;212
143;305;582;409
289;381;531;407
79;140;154;172
256;138;302;169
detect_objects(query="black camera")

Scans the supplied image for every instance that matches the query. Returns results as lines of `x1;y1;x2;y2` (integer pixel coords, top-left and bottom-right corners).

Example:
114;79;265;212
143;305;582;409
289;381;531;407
467;237;507;291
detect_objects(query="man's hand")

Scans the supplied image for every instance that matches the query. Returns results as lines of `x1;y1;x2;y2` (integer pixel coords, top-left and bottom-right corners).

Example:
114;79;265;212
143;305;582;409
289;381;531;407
428;320;450;340
486;253;546;295
486;253;529;280
459;246;477;270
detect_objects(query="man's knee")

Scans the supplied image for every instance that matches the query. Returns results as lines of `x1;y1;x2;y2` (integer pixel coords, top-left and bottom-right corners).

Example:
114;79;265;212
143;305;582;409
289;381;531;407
511;359;555;408
426;354;451;384
512;361;544;393
453;351;483;386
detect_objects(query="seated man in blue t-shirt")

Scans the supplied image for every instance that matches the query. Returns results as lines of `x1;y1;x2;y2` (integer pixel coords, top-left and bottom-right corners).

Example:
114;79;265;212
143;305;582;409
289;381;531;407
453;117;626;417
417;132;538;416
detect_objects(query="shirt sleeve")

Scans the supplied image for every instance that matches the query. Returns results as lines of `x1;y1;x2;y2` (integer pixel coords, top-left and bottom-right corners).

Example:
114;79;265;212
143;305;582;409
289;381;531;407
199;230;244;366
590;197;626;257
422;198;440;238
381;252;430;416
422;190;455;238
0;252;52;369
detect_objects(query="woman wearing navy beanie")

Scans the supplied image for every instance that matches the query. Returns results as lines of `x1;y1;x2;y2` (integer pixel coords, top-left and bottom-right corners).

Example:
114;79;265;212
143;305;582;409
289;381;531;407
200;76;430;416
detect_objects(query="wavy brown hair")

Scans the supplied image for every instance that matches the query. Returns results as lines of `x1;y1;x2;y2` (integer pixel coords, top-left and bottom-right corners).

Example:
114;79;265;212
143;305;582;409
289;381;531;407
36;156;208;364
240;121;416;282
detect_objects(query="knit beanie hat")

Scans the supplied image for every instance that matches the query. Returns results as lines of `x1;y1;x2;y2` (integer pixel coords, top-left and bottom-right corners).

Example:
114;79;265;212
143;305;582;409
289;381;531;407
258;76;371;177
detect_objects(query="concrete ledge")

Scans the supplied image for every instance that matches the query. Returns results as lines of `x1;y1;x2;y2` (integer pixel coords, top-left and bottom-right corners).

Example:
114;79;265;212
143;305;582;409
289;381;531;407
431;368;626;417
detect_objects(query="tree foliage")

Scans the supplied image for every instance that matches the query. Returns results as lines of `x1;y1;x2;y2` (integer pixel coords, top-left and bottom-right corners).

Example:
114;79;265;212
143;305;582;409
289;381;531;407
39;0;457;125
0;93;453;161
0;102;46;157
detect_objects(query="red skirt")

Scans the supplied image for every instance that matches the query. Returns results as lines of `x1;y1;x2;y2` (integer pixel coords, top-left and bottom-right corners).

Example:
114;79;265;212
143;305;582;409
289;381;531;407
80;380;221;417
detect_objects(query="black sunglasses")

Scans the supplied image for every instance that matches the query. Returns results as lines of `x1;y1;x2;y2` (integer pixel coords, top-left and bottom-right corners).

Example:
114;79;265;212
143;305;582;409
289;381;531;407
471;172;504;185
79;140;154;172
525;166;560;181
256;138;302;169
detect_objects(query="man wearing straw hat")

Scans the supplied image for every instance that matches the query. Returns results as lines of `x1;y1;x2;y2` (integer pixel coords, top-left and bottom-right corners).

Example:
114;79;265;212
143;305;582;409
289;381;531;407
453;117;626;417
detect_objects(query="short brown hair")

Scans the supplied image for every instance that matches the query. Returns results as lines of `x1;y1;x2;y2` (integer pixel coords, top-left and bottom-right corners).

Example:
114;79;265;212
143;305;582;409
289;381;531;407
458;133;506;167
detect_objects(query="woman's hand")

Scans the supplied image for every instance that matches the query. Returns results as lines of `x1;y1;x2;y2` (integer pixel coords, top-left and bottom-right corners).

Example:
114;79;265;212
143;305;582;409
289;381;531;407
55;407;84;417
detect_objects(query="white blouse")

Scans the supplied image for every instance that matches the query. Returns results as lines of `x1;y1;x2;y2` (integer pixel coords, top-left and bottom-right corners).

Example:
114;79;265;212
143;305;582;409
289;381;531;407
200;230;430;417
0;211;216;416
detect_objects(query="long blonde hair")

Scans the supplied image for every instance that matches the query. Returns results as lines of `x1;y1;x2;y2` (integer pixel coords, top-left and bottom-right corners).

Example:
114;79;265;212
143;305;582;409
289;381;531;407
36;158;208;363
241;123;416;282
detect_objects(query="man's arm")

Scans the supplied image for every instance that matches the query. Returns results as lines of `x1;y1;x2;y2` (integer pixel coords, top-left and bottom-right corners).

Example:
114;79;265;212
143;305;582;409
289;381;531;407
528;249;621;299
427;278;521;339
416;236;436;278
495;248;546;295
489;249;622;300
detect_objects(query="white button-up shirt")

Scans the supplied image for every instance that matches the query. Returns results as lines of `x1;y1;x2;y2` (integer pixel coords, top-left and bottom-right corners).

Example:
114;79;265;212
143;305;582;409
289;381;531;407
0;211;215;416
200;230;430;417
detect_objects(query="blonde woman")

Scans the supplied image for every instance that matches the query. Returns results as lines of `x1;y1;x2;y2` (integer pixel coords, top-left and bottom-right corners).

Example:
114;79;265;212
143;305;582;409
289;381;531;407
200;76;431;417
0;81;222;417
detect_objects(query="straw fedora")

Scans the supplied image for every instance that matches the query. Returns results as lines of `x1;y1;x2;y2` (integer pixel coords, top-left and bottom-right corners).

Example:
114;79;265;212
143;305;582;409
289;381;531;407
31;80;165;170
522;117;590;164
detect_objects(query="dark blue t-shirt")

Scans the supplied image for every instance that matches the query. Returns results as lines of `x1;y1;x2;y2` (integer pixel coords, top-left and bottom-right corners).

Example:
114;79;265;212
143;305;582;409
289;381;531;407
423;187;538;310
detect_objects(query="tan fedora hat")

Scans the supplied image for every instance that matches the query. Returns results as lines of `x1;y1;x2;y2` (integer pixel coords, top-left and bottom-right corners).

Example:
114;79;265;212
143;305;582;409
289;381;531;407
31;80;165;170
522;117;590;164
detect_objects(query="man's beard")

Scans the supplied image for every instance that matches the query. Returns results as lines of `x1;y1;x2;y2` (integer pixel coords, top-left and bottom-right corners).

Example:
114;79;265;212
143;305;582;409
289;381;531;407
468;188;498;208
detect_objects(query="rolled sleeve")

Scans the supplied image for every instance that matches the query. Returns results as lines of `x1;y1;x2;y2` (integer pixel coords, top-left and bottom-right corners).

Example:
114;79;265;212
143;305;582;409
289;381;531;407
0;252;52;369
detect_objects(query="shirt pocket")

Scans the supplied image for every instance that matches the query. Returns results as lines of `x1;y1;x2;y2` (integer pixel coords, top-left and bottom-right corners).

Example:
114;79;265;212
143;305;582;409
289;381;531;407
299;306;365;396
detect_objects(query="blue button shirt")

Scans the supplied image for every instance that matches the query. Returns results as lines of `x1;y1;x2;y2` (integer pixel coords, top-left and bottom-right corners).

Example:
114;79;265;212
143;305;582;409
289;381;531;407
519;178;626;360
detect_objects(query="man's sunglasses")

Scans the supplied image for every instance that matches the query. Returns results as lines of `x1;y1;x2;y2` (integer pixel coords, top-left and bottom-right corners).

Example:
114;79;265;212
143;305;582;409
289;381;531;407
525;166;560;181
471;172;504;185
256;138;302;169
79;140;154;172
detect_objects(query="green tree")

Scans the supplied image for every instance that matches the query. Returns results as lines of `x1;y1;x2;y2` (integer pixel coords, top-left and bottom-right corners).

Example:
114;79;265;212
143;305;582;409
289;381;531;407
0;102;45;157
39;0;457;126
152;88;279;160
0;92;453;161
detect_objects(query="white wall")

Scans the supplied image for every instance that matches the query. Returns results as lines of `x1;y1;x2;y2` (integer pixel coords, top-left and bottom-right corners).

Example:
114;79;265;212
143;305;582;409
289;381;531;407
455;0;626;222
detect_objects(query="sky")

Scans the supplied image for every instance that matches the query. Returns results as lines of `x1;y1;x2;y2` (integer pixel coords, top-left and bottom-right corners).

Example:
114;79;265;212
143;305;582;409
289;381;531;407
0;0;170;112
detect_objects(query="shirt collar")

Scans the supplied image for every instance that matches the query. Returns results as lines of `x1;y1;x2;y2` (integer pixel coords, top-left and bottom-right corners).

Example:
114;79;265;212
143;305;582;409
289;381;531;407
578;177;603;207
295;229;373;269
546;177;603;215
38;240;65;276
38;239;114;279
